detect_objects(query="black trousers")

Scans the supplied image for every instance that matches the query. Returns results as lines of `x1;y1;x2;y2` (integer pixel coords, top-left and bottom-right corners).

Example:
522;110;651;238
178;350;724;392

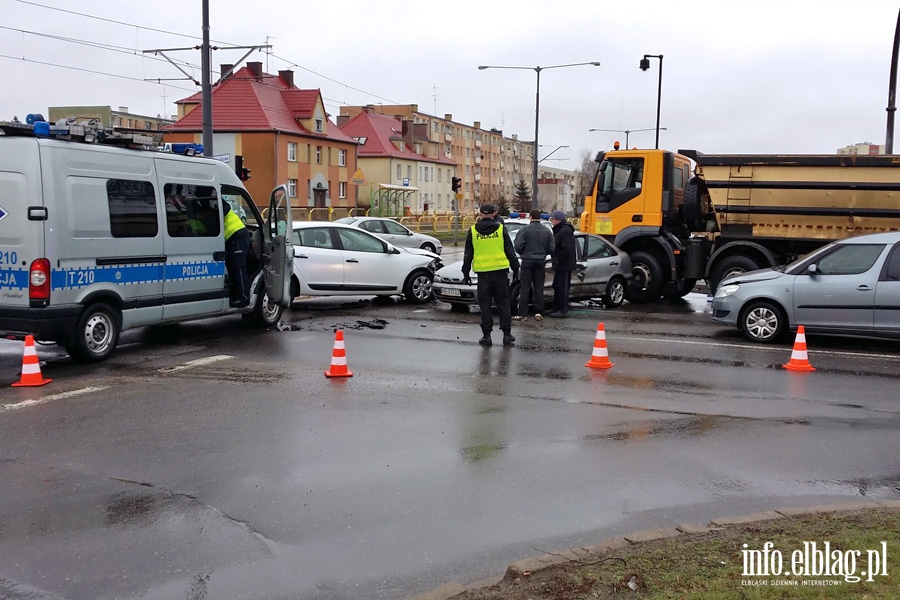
550;269;572;314
476;269;512;335
519;259;546;315
225;229;251;305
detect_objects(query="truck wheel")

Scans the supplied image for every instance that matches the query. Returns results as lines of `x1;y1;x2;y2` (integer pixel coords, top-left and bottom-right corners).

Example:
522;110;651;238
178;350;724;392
664;278;698;299
625;251;665;304
403;270;433;304
709;256;762;293
682;177;707;231
604;276;626;308
67;302;120;362
739;301;786;343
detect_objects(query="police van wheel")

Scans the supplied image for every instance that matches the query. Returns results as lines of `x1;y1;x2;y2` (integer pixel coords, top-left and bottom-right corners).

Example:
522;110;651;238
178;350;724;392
254;291;283;326
67;302;120;362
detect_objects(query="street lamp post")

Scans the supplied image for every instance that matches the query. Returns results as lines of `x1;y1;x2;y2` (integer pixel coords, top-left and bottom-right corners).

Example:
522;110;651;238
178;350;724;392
639;54;663;149
479;61;601;210
589;127;667;148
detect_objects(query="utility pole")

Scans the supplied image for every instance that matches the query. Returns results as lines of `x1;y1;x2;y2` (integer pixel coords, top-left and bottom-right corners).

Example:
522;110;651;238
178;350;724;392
200;0;212;155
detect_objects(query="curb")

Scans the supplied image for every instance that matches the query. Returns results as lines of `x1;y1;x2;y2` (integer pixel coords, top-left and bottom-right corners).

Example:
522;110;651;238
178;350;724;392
411;499;900;600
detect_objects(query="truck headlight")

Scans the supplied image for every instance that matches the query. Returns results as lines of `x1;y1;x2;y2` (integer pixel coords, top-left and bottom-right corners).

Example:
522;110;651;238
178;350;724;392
715;284;740;298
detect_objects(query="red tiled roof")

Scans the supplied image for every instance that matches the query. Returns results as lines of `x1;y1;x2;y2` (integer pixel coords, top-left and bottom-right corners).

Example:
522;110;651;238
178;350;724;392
339;111;455;165
167;67;355;144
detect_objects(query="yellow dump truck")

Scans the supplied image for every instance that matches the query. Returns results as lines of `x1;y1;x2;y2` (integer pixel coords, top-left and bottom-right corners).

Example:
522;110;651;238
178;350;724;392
579;148;900;303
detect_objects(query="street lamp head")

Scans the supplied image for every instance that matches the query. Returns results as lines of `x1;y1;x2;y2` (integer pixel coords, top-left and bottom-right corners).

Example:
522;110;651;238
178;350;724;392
590;62;601;67
639;57;651;71
477;66;488;70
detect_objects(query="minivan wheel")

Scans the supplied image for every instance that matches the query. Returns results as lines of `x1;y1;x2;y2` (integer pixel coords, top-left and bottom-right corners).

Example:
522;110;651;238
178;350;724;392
404;270;434;303
605;277;626;308
739;301;786;343
255;290;284;325
67;302;120;362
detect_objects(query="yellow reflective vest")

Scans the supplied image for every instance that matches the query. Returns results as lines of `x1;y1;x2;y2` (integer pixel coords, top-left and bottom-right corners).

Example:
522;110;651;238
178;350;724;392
223;209;245;240
471;224;509;272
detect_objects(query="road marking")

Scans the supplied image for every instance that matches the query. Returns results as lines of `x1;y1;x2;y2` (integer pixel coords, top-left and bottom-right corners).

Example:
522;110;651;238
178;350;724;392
2;386;109;411
625;336;900;362
437;325;468;330
157;354;233;373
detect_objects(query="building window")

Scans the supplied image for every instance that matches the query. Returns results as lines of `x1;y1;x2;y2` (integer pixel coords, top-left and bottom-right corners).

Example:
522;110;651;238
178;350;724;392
288;179;297;198
315;118;323;132
339;182;347;199
407;165;411;179
288;143;297;162
338;149;346;166
316;146;322;164
397;164;402;179
437;169;442;183
107;179;157;238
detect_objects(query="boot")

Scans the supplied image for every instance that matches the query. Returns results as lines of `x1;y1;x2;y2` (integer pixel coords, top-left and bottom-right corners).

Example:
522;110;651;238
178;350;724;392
479;333;492;347
502;331;516;346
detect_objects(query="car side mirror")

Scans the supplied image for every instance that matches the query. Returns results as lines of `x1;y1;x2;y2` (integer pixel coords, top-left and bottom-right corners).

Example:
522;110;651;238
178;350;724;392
806;263;818;275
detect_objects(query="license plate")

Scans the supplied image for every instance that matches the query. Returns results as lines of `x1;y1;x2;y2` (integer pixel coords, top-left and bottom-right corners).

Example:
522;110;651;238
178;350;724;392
441;287;461;297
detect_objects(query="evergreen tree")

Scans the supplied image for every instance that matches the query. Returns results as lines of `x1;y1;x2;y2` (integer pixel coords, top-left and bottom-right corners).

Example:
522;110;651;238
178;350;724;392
496;194;510;216
514;180;531;213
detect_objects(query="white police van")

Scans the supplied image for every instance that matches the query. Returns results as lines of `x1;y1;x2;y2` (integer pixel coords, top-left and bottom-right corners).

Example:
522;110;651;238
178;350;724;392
0;120;293;362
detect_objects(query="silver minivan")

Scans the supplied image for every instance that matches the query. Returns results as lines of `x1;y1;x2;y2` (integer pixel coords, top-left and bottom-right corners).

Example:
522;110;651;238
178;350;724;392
0;122;293;361
712;232;900;342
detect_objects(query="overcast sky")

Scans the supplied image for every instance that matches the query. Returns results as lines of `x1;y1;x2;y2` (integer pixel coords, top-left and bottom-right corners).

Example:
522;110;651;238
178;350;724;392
2;0;898;169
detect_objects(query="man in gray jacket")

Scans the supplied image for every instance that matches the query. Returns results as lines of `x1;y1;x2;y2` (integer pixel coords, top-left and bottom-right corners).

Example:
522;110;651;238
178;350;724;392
513;209;555;321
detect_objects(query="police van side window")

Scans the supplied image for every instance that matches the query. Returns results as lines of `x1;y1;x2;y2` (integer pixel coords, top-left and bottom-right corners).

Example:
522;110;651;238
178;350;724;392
106;179;158;238
164;183;221;237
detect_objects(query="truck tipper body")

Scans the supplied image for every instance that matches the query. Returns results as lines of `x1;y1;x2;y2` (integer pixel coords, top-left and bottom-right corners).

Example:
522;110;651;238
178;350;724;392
579;148;900;303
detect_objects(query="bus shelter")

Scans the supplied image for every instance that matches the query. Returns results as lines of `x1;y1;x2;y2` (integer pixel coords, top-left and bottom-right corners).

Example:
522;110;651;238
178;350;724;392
370;184;418;217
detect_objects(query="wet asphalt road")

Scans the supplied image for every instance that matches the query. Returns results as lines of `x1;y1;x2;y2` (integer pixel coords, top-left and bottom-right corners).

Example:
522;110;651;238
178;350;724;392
0;288;899;600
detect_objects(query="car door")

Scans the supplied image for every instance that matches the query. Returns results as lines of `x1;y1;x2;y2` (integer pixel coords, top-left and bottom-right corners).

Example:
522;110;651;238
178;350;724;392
576;234;620;298
335;228;401;292
264;185;293;306
874;243;900;335
792;243;886;333
381;218;416;249
291;226;345;293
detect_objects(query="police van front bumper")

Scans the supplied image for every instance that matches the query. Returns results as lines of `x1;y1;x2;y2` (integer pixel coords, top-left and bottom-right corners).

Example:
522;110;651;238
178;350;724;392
0;305;82;343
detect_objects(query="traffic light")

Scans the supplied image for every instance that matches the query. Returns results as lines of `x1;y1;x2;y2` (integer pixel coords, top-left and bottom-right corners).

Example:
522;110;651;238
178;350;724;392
451;176;461;192
235;155;251;181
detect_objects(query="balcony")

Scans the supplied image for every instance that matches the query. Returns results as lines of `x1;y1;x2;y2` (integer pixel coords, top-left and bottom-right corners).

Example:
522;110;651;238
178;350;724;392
474;173;481;181
475;140;482;149
444;133;452;142
474;156;481;165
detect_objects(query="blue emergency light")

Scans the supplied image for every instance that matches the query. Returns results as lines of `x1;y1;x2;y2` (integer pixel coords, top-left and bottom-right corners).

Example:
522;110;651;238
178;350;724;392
171;143;204;156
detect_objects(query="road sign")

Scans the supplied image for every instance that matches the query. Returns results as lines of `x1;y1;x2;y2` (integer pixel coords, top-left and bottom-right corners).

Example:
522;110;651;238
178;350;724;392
455;193;463;200
212;153;231;164
403;178;410;186
352;168;366;185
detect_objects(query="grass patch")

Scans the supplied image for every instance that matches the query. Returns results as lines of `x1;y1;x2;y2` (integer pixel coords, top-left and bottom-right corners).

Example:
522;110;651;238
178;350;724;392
453;508;900;599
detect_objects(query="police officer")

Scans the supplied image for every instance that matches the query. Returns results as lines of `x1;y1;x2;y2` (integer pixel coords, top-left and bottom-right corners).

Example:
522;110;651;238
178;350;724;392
223;202;251;308
461;203;520;347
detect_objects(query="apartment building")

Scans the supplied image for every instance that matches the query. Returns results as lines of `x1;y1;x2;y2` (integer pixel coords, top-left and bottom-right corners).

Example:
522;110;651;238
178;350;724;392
536;164;582;214
837;142;886;155
340;104;534;214
48;105;174;132
165;62;358;209
337;108;456;215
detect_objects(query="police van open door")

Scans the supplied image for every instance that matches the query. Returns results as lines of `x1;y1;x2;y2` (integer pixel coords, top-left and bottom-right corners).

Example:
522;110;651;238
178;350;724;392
264;185;293;306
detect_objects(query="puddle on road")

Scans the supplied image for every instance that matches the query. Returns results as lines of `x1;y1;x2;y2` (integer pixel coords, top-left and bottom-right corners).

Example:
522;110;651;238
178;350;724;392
583;415;724;443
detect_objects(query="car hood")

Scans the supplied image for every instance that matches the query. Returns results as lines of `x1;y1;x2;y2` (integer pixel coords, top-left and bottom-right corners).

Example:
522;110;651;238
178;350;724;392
435;260;466;281
401;246;441;260
721;267;787;286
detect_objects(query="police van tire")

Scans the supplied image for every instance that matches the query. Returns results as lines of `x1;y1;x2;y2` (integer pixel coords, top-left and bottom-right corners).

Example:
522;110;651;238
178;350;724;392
254;291;283;326
67;302;120;362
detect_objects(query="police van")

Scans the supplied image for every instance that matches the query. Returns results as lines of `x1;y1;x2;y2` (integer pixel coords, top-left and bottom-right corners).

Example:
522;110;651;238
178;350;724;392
0;120;293;362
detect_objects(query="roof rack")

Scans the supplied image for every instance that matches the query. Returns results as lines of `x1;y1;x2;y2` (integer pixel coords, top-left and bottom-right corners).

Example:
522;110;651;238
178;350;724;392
0;119;162;148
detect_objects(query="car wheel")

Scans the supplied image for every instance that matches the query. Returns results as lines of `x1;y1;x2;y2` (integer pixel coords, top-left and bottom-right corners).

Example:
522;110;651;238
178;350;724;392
404;270;433;304
710;256;762;294
421;242;437;253
605;277;626;308
625;251;665;304
739;301;786;343
66;302;120;362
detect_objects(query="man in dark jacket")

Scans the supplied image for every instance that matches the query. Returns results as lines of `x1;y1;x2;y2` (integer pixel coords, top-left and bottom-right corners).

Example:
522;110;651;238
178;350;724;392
548;210;577;318
513;209;555;321
462;204;520;346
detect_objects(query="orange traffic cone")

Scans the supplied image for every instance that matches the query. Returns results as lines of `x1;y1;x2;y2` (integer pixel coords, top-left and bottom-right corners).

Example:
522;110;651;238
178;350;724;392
783;326;815;372
324;330;353;378
585;323;614;369
12;335;52;387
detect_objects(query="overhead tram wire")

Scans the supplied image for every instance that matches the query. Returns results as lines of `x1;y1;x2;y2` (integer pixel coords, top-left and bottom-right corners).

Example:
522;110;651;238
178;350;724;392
14;0;413;110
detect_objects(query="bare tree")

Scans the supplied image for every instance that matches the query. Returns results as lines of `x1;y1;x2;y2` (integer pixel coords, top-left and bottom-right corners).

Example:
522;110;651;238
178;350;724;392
576;148;598;214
